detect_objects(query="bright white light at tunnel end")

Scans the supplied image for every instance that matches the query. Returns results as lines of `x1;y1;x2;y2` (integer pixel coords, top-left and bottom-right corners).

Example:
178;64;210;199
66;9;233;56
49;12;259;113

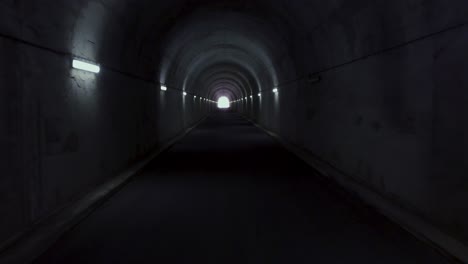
72;59;100;73
218;96;230;109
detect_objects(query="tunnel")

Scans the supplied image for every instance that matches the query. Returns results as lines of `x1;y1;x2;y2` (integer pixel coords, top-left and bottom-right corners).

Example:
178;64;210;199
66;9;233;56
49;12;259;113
1;1;468;263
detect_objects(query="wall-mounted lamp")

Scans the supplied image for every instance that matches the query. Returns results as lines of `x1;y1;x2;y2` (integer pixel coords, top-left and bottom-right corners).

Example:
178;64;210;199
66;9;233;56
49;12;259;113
273;88;278;93
258;93;261;97
72;59;100;73
183;92;187;96
160;85;168;91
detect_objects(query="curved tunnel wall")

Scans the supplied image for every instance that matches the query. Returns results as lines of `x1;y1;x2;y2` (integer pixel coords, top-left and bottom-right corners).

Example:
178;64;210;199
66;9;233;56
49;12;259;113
1;0;468;256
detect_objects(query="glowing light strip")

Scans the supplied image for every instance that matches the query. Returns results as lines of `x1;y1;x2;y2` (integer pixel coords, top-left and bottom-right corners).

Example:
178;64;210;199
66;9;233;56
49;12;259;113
72;59;100;73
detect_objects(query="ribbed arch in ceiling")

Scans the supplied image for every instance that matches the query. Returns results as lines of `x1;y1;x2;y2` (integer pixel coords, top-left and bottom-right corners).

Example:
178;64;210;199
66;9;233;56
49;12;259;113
208;82;242;101
59;0;301;88
158;7;294;98
195;65;258;99
211;87;237;102
207;80;244;99
183;58;261;97
197;65;257;91
181;47;266;91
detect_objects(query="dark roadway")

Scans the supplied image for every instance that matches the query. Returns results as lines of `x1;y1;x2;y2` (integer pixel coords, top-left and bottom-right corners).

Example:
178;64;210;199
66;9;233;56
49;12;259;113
33;113;449;263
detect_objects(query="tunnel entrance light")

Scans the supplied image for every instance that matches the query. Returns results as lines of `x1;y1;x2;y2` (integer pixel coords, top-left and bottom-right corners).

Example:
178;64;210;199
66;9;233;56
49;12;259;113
217;96;230;109
161;85;167;91
273;88;278;93
72;59;100;73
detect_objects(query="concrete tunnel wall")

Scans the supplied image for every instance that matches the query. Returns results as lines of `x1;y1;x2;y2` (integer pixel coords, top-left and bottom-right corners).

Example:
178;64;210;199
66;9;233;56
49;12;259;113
1;0;468;257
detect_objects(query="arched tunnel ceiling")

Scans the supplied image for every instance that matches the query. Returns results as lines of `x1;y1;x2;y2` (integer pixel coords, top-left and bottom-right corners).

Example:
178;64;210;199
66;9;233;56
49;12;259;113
159;8;292;100
196;64;258;100
5;0;460;100
3;0;309;99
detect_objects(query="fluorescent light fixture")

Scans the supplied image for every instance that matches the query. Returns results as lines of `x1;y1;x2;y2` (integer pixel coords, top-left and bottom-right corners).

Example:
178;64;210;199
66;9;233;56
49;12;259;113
72;59;100;73
161;85;167;91
183;92;187;96
273;88;278;93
